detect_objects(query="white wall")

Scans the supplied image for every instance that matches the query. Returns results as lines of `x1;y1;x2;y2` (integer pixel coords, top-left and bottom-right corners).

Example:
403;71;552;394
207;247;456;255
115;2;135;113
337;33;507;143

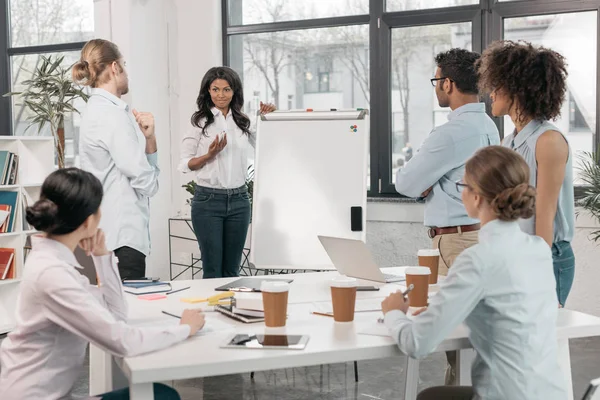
94;0;221;277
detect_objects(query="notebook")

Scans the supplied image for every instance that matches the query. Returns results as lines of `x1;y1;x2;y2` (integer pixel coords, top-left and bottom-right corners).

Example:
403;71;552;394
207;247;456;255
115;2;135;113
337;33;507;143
123;281;172;295
214;278;293;292
215;304;265;323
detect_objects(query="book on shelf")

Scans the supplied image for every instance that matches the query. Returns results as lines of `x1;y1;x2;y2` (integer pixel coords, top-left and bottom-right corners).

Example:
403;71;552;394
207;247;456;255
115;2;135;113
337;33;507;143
21;190;30;231
0;205;9;233
0;151;18;185
0;191;18;233
23;235;32;262
7;154;18;185
0;248;15;280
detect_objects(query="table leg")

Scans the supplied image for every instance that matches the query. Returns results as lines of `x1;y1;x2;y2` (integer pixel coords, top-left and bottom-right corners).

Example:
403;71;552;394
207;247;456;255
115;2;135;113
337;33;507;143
404;357;420;400
89;344;113;395
130;383;154;400
557;338;574;400
456;349;475;385
89;344;128;396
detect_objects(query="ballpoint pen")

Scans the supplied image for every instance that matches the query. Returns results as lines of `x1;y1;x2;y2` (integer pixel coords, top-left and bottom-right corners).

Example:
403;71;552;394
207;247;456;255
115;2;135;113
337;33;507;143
166;286;191;295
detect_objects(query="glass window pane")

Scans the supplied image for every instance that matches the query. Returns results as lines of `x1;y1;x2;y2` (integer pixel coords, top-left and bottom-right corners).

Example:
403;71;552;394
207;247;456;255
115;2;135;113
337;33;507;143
229;25;370;188
9;0;94;47
386;0;478;12
390;22;472;184
504;12;597;184
11;52;87;168
228;0;368;25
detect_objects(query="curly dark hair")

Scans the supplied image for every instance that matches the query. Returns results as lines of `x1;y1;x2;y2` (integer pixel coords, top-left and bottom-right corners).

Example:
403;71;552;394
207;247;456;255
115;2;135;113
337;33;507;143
191;66;251;136
476;40;568;123
434;48;481;95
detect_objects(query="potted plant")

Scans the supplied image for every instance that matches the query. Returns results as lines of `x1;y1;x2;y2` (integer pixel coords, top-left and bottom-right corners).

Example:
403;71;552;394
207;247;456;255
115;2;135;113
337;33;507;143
4;55;89;168
577;151;600;241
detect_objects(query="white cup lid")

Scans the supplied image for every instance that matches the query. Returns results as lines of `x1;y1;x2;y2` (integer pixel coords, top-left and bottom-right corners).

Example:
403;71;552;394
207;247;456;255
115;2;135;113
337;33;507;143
330;276;358;288
418;249;440;257
261;281;290;293
406;266;431;275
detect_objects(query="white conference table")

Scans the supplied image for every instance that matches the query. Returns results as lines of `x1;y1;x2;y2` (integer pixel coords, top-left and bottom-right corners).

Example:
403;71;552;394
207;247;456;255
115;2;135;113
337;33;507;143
89;269;600;400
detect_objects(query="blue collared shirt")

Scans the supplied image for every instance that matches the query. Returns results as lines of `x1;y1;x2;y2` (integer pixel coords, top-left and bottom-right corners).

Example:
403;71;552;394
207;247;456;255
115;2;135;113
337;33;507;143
79;88;159;256
384;220;567;400
395;103;499;227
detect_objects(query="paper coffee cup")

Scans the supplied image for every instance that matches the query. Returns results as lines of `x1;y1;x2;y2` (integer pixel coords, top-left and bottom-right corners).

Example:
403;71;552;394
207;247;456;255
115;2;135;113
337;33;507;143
418;249;440;284
330;276;358;322
405;267;430;307
261;281;289;327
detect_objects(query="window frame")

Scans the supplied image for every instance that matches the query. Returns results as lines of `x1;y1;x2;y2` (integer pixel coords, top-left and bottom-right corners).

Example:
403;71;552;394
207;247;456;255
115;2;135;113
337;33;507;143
0;0;87;136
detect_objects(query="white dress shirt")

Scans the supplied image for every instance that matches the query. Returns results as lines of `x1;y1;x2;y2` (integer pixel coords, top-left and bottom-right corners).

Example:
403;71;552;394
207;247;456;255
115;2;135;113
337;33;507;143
0;236;189;400
384;220;567;400
79;88;159;256
178;107;255;189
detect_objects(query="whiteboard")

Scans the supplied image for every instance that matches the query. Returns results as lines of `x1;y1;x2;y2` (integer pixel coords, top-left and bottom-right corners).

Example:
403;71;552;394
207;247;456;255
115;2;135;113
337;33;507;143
250;110;369;268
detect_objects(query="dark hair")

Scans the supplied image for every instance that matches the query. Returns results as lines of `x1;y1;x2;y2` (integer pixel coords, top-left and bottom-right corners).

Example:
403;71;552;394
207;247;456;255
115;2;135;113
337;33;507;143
72;39;123;87
434;48;481;95
191;66;250;136
26;168;103;235
476;40;568;123
465;146;536;222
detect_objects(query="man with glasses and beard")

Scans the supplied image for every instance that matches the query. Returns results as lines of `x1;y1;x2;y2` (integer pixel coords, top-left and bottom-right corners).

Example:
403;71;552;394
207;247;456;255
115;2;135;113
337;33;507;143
394;48;500;384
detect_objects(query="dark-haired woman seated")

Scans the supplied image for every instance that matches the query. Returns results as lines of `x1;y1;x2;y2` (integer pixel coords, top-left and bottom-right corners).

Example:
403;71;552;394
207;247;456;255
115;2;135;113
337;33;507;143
0;168;205;400
476;40;575;307
382;146;567;400
178;67;276;279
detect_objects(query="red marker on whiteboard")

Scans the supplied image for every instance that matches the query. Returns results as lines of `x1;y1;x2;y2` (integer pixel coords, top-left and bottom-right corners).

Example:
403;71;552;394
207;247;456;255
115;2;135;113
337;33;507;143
306;108;313;112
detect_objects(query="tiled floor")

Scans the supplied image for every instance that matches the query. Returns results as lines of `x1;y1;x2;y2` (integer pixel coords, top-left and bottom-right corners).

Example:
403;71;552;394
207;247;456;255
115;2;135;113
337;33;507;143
59;336;600;399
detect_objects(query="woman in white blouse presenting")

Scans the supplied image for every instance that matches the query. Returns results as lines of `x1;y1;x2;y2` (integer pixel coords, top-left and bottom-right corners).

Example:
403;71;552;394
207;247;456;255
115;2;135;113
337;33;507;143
0;168;204;400
382;146;566;400
179;67;275;279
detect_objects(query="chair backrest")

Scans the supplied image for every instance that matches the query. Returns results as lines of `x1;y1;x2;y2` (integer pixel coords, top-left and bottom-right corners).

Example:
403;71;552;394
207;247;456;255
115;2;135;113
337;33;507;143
582;377;600;400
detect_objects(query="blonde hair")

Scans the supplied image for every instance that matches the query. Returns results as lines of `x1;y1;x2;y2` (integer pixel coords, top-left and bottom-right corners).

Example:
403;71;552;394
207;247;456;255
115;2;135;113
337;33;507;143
465;146;536;222
72;39;122;87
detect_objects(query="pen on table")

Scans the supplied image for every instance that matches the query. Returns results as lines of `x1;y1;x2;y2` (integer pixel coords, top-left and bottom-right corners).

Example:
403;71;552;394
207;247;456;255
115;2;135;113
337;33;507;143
165;286;191;295
377;284;415;324
162;310;181;319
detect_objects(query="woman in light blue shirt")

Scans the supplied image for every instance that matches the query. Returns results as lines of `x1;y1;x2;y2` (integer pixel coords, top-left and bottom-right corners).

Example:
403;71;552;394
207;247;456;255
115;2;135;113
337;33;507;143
476;40;575;306
382;146;567;400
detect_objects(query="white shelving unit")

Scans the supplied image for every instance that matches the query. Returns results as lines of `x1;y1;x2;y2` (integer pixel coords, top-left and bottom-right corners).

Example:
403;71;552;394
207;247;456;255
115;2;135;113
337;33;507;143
0;136;54;334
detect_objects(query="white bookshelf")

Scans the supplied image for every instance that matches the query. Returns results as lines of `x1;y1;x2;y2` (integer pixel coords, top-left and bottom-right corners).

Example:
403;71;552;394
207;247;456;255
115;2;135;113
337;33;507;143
0;136;54;334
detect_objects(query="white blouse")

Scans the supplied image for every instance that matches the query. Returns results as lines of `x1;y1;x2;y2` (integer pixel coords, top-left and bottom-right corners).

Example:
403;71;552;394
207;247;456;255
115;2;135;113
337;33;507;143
0;236;190;400
178;107;256;189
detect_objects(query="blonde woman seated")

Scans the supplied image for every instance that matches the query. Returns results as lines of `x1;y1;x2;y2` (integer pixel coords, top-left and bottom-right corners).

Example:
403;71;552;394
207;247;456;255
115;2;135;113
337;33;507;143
382;146;567;400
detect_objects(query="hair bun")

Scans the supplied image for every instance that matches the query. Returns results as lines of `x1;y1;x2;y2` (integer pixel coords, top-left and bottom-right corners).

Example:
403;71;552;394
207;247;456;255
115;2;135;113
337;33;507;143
490;183;536;221
26;198;59;233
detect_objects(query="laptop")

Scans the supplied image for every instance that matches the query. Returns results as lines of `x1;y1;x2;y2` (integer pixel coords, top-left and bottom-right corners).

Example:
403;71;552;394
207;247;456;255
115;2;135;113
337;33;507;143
318;236;405;283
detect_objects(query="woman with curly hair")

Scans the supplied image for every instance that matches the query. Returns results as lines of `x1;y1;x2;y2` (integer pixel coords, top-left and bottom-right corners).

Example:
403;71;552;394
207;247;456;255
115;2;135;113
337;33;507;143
476;40;575;307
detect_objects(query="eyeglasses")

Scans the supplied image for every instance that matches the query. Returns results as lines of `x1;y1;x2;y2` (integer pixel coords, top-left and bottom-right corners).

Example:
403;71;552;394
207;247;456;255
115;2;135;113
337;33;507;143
455;180;470;192
430;77;452;87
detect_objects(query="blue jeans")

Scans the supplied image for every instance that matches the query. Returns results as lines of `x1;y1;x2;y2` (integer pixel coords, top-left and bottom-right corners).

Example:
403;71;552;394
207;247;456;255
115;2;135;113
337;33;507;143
99;383;179;399
191;185;251;279
552;241;575;306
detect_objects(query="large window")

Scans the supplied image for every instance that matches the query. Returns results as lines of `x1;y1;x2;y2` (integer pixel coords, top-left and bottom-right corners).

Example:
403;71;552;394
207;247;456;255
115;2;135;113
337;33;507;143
1;0;94;167
222;0;600;196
